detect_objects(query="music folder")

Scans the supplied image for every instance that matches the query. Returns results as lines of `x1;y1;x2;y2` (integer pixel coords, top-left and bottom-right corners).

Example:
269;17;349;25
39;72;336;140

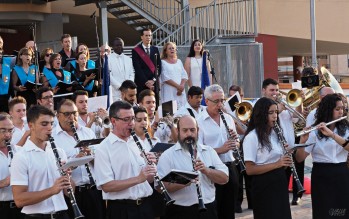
24;80;42;90
82;68;99;79
160;169;199;185
150;143;174;153
60;155;94;170
74;138;104;148
56;80;73;90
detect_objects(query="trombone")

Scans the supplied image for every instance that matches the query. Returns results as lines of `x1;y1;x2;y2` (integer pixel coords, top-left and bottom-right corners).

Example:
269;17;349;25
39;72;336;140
231;102;252;131
275;90;306;124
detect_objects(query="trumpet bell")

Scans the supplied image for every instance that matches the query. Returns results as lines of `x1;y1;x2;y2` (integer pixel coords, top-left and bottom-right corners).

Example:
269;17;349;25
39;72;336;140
286;89;303;108
235;102;252;122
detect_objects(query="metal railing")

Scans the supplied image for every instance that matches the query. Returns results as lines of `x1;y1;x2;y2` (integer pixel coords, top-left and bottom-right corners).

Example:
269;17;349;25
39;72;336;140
153;0;257;46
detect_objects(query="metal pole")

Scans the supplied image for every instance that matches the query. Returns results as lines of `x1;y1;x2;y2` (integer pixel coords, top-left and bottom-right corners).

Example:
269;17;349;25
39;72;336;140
100;1;109;46
310;0;317;68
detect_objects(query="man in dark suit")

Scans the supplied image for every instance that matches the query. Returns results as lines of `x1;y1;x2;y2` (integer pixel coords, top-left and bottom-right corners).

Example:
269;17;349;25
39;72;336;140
132;28;161;107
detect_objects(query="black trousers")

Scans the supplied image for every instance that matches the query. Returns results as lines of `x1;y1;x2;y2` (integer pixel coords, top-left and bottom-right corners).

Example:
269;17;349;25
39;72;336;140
0;201;24;219
164;201;217;219
106;198;153;219
236;171;253;209
65;187;105;219
215;163;239;219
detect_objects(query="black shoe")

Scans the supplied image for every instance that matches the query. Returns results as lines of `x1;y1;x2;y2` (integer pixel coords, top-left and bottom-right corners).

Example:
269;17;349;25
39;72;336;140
235;206;243;213
291;198;301;205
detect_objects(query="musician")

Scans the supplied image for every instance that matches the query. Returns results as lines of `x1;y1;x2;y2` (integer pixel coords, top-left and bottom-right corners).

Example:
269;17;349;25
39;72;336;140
94;101;156;219
138;89;157;124
8;96;29;146
72;90;109;138
228;85;244;98
196;84;239;219
120;80;138;106
0;43;14;113
132;28;161;107
157;115;228;219
11;105;71;219
59;34;76;67
65;43;95;73
11;47;38;107
174;86;205;119
306;86;335;127
109;37;134;102
0;113;24;219
297;93;349;219
243;97;292;219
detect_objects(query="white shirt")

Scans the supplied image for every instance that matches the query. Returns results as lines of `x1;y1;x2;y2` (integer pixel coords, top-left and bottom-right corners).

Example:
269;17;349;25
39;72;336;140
108;52;134;102
160;60;188;109
306;108;316;127
154;123;173;143
78;115;104;138
52;123;96;186
243;129;284;165
174;102;206;119
10;140;68;214
128;133;160;153
0;145;20;201
157;143;228;206
197;109;237;162
278;110;295;148
94;133;153;200
11;123;29;146
305;128;349;163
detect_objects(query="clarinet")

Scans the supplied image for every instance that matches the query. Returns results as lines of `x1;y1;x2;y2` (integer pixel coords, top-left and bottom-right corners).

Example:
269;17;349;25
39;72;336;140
70;122;95;187
143;127;154;148
218;109;246;173
188;141;207;212
130;131;175;206
49;136;84;219
273;122;306;195
6;140;13;167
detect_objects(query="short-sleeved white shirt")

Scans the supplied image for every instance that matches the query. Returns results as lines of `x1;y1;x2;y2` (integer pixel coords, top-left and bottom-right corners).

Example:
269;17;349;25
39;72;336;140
10;140;68;214
11;124;29;146
197;109;237;162
128;134;160;153
278;110;295;148
306;108;316;127
305;128;349;163
78;116;105;138
243;129;284;165
52;123;96;186
0;145;20;201
174;102;206;119
157;143;228;206
94;133;153;200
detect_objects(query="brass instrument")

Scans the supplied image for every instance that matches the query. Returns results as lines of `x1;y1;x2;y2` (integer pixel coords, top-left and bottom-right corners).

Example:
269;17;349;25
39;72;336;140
49;136;84;219
296;116;347;137
188;140;207;212
273;122;306;195
320;67;344;94
274;92;306;125
130;131;175;206
229;102;252;132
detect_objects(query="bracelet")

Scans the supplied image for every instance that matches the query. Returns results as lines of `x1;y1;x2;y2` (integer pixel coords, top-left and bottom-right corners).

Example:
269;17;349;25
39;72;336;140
342;138;349;148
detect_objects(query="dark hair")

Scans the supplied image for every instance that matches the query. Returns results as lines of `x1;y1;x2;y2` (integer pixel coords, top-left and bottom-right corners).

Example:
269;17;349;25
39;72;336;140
61;34;71;42
0;112;11;122
109;100;132;118
56;99;75;113
138;89;155;104
49;53;61;69
36;86;54;100
133;106;147;116
75;51;86;60
187;39;203;57
8;96;27;111
40;48;53;60
314;93;349;139
229;85;242;93
141;28;152;36
119;80;137;92
302;66;317;77
188;86;203;97
72;90;88;103
17;47;33;66
243;97;278;151
75;43;90;60
27;105;55;123
262;78;278;89
113;37;124;45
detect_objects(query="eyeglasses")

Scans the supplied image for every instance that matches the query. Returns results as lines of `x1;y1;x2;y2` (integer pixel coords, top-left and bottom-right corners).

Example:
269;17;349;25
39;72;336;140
0;128;14;134
113;116;135;123
59;111;78;117
45;53;53;57
41;95;53;100
207;99;226;104
135;117;148;123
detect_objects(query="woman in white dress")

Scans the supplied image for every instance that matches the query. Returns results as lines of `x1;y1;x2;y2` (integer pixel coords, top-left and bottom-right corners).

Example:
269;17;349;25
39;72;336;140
160;42;188;108
184;39;211;87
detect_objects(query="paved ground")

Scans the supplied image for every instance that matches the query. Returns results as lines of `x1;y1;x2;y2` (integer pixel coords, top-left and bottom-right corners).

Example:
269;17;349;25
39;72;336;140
236;156;314;219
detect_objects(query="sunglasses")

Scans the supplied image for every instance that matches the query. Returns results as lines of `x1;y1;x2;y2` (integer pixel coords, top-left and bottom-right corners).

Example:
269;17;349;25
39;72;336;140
45;53;53;57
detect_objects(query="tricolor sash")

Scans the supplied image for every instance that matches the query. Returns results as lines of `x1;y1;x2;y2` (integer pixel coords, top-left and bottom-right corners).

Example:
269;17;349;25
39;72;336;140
134;46;155;73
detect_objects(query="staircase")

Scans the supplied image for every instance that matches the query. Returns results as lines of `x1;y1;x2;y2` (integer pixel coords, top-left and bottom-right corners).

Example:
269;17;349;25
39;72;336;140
106;0;257;46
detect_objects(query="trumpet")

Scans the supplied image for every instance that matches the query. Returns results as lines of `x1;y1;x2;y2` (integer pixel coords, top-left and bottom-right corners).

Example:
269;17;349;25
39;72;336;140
296;116;348;137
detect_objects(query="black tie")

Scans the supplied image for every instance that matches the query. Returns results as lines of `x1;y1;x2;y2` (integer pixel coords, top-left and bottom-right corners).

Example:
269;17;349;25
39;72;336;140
146;47;150;56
